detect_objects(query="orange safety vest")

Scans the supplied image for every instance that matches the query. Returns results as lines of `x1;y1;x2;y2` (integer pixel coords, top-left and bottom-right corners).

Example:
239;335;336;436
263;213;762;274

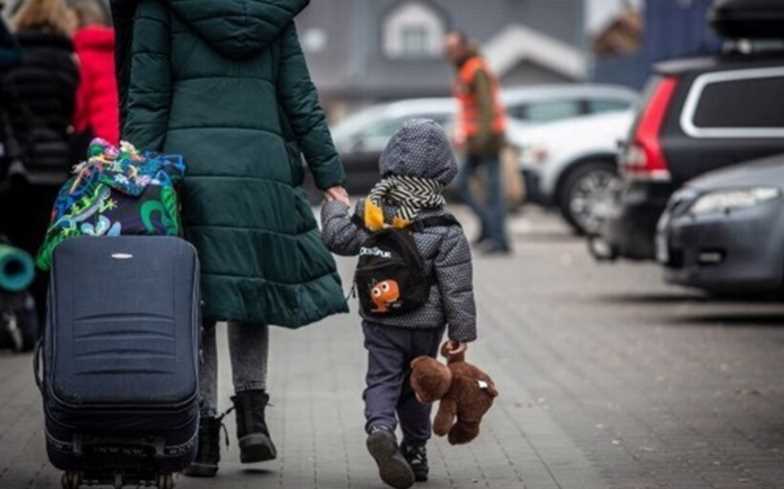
454;56;507;139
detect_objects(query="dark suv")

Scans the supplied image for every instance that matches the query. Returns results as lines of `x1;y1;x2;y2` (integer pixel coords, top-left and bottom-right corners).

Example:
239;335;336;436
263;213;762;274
591;50;784;261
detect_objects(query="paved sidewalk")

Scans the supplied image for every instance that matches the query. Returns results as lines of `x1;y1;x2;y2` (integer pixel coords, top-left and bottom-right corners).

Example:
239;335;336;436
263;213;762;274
3;208;784;489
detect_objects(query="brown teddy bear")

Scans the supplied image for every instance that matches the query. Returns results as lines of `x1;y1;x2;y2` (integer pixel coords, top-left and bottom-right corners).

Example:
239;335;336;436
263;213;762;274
410;341;498;445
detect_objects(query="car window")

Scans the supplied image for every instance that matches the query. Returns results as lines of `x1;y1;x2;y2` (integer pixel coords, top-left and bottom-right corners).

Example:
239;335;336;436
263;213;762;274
525;100;581;123
693;76;784;128
355;112;452;152
587;99;632;114
506;104;528;122
359;118;405;152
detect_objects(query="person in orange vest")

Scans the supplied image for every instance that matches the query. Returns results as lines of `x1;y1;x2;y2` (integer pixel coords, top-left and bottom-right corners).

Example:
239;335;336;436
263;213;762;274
445;31;511;255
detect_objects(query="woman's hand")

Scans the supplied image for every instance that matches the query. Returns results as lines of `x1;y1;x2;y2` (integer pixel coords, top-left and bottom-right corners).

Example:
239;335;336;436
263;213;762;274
325;186;350;206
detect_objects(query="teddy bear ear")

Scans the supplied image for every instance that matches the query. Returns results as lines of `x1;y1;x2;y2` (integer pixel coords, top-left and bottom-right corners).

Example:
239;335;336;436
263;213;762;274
410;356;427;369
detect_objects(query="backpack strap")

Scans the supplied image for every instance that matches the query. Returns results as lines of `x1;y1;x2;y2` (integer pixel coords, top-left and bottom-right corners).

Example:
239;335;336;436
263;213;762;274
351;211;461;232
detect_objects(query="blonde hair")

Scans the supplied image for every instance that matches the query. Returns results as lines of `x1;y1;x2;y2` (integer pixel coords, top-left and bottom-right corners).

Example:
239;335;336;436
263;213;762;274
12;0;77;36
71;0;108;28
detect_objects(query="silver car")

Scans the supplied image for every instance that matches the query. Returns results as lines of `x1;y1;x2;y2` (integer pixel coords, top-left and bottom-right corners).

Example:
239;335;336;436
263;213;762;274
657;154;784;294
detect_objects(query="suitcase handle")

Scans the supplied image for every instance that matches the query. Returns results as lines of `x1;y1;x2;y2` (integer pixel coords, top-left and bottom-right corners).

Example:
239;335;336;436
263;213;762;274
33;338;43;393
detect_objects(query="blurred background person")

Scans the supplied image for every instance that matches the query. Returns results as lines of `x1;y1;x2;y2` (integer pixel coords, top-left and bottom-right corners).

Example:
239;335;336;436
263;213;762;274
0;11;19;68
0;0;79;326
72;0;118;145
445;31;511;255
0;14;20;175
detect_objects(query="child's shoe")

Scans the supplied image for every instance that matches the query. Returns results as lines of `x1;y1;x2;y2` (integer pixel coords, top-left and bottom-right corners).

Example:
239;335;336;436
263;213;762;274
401;442;429;482
366;426;415;489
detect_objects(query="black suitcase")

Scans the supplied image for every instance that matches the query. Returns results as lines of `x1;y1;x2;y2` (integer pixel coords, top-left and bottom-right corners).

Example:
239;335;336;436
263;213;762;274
36;236;201;489
710;0;784;39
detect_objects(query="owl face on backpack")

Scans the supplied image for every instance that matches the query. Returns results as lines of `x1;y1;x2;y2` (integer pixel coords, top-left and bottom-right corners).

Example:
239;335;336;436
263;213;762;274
370;279;400;313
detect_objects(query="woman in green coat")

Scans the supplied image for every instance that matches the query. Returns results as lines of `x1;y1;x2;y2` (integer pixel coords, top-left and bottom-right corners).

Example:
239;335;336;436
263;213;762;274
120;0;349;476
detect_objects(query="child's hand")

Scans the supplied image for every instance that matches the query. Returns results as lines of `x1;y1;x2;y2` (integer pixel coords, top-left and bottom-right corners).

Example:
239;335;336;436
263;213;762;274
444;340;467;356
325;186;350;206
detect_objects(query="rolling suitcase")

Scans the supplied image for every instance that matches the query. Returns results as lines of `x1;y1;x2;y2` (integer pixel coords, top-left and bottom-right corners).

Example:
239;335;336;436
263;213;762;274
35;236;201;489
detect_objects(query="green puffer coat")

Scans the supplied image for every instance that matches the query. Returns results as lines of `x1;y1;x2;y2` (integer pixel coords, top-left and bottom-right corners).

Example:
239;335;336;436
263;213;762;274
122;0;348;327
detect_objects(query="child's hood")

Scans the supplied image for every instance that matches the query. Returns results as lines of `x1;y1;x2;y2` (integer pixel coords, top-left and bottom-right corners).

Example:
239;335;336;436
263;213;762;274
380;119;458;186
167;0;309;60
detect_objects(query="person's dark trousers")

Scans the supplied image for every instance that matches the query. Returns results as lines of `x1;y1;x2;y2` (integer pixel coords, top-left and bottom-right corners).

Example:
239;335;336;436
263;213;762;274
363;321;445;446
0;177;60;326
458;152;509;250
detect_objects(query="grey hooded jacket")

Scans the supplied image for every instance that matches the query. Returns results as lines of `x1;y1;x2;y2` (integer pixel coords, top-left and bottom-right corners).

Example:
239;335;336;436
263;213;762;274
321;119;477;342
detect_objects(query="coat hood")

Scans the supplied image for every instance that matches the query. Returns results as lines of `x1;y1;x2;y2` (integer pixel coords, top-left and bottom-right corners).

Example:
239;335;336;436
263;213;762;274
168;0;309;59
379;119;458;186
74;25;115;52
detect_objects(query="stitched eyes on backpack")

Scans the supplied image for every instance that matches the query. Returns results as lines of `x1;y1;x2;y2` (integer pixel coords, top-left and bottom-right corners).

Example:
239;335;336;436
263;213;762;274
370;279;400;313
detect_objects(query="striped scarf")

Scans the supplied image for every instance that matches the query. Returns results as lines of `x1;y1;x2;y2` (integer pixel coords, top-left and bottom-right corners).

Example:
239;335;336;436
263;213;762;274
363;175;446;231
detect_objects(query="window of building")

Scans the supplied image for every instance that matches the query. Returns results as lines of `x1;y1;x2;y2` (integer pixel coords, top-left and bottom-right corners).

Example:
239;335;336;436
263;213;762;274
383;1;445;59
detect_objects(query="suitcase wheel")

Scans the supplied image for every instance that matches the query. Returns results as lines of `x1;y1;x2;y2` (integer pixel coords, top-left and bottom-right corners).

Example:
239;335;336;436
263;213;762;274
157;473;175;489
61;471;82;489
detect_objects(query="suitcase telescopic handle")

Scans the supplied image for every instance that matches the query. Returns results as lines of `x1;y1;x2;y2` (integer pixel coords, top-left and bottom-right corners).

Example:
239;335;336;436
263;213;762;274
33;338;44;393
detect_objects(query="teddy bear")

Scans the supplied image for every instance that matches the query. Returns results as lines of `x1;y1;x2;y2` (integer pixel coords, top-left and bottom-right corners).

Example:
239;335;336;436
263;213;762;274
410;341;498;445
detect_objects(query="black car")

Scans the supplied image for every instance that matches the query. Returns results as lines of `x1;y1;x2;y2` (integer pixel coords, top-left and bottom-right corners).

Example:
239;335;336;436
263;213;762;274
590;0;784;261
656;154;784;293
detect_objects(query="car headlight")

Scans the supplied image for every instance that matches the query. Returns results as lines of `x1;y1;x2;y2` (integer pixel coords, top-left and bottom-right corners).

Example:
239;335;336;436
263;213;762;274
690;187;781;215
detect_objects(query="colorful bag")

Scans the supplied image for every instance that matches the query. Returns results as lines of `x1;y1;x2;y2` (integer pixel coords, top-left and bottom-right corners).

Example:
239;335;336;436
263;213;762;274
36;138;186;270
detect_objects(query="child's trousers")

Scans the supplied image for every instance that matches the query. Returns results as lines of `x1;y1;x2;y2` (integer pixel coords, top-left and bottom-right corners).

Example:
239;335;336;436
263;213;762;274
362;321;445;446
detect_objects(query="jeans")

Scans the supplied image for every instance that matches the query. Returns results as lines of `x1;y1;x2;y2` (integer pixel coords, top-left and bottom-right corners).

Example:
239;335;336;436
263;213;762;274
362;321;445;446
200;321;269;417
458;152;509;249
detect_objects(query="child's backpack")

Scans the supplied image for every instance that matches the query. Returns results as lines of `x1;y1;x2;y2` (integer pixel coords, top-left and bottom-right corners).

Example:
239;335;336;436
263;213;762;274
353;214;460;317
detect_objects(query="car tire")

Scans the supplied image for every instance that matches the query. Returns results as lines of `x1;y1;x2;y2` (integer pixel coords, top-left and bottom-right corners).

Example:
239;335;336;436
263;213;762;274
558;160;620;236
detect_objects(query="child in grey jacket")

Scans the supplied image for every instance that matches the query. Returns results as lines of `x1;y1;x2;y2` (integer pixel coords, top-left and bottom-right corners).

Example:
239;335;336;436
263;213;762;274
321;119;476;489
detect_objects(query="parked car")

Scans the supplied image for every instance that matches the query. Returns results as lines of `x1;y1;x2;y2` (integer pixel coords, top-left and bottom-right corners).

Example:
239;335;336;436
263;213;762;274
656;154;784;294
325;84;637;197
590;51;784;261
328;98;457;196
509;110;634;234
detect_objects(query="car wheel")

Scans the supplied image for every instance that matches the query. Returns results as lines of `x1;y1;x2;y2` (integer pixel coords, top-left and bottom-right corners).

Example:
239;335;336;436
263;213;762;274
558;161;620;236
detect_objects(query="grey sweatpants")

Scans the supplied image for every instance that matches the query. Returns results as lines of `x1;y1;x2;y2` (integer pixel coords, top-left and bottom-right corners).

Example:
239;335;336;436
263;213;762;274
200;322;269;417
363;321;445;446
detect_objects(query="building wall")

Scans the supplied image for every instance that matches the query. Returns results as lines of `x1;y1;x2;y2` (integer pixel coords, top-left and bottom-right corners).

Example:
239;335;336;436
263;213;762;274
592;0;721;89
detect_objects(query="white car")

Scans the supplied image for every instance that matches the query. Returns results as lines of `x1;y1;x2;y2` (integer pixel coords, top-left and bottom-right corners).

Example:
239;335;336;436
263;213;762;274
327;85;637;197
508;110;636;234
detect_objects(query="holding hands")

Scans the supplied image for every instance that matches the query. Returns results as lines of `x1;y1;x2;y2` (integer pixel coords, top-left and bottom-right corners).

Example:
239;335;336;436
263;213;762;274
325;186;350;206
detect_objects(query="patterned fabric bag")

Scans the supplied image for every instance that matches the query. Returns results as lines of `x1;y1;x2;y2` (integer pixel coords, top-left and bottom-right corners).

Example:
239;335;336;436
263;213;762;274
36;138;186;270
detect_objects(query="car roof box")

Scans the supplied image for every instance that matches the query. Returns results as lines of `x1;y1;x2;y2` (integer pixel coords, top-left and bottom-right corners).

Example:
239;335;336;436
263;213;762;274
710;0;784;39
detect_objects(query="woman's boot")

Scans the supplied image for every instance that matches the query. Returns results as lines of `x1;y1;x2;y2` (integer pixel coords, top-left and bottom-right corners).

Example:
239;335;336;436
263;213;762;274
183;416;223;477
231;389;277;463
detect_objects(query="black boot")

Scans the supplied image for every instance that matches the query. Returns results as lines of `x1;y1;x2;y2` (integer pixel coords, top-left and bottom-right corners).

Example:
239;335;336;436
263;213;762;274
231;390;277;463
401;442;429;482
366;426;415;489
183;416;223;477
